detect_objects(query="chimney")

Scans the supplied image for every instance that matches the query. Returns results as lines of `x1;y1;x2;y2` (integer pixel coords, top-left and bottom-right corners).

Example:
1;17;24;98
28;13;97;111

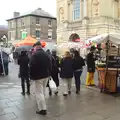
37;8;42;10
13;12;20;17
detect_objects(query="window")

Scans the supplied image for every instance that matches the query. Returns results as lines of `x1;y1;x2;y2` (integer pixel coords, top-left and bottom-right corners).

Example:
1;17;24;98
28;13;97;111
72;0;80;20
36;30;40;38
48;20;52;27
21;19;24;26
36;17;40;24
10;31;15;40
48;31;52;39
21;32;27;39
10;21;14;28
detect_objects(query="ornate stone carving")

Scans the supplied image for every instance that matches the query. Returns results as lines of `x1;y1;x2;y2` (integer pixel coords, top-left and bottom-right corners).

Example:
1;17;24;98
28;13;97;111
59;7;64;23
60;7;64;14
92;0;99;5
92;0;100;16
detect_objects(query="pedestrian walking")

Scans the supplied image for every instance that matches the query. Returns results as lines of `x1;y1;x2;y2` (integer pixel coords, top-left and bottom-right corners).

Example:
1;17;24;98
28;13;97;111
73;50;85;94
50;50;60;95
45;49;53;96
18;51;30;95
86;46;96;86
60;51;73;96
29;41;52;115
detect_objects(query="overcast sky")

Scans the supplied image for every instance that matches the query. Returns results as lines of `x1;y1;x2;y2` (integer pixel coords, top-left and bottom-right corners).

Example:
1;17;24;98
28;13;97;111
0;0;56;25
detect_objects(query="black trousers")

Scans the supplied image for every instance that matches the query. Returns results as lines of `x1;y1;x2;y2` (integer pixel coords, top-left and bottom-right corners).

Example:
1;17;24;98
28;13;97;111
74;71;82;92
21;77;30;93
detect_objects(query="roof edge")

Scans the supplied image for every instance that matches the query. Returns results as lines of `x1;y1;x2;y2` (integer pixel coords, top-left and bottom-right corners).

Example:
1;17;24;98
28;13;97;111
6;14;56;21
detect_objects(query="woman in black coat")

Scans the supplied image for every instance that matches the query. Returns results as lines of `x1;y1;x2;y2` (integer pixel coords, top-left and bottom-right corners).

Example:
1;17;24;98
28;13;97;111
60;51;73;96
18;51;30;95
73;50;85;94
47;50;60;96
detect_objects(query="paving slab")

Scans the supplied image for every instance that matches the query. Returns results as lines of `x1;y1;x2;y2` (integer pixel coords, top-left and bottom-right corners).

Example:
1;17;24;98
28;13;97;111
0;113;17;120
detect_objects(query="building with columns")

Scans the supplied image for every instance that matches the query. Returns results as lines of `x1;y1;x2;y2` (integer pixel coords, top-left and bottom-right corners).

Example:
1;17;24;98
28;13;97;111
57;0;120;44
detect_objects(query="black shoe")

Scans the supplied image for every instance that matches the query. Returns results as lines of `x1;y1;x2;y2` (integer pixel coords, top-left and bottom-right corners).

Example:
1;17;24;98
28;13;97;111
36;110;47;115
54;91;58;95
63;94;68;97
21;92;25;96
68;91;71;95
26;92;30;95
49;91;52;96
76;91;80;94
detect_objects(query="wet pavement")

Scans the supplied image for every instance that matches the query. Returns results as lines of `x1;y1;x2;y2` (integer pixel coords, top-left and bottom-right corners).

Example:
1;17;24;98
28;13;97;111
0;63;120;120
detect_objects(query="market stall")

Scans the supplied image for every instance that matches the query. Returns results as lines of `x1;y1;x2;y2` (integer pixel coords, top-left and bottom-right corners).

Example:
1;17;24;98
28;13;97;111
87;33;120;93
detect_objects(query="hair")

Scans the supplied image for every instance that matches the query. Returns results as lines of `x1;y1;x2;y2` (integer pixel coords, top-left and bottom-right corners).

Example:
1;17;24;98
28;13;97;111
74;50;80;57
52;50;56;55
21;51;27;56
65;51;71;57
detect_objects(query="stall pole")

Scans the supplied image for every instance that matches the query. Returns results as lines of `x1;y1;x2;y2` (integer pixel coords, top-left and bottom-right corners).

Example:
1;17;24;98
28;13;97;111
0;46;5;76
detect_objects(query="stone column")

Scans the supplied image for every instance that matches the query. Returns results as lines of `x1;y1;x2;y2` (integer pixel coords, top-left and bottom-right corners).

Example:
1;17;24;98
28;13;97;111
64;0;68;21
80;0;83;19
83;0;87;17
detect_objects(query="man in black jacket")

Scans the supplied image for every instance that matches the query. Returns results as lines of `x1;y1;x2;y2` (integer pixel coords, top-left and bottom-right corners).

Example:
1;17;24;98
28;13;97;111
29;41;52;115
18;51;30;95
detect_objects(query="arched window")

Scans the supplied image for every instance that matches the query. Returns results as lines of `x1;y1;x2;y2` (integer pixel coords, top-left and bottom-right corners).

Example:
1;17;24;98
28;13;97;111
69;33;80;42
72;0;80;20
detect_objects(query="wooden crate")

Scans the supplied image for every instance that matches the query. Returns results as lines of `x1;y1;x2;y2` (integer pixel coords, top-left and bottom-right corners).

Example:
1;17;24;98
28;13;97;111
105;70;117;93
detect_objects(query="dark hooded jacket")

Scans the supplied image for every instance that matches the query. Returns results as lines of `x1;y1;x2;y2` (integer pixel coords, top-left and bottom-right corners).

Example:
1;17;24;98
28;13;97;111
29;48;52;80
18;51;29;78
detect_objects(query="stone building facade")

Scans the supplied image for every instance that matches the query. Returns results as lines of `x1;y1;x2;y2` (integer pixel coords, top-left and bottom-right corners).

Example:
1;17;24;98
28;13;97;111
7;8;57;43
57;0;120;44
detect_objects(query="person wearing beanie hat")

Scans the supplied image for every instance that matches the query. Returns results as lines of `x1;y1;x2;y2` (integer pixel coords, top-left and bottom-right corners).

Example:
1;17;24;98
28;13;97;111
86;46;96;86
29;41;52;115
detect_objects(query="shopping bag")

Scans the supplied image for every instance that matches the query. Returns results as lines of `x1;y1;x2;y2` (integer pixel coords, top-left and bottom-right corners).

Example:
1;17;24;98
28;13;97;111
49;77;57;92
86;72;95;86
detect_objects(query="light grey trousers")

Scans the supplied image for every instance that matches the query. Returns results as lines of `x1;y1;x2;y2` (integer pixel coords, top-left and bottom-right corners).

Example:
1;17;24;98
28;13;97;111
34;78;48;111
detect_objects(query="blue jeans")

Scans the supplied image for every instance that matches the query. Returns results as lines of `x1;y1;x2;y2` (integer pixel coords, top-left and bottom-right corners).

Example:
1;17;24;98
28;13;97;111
74;71;82;92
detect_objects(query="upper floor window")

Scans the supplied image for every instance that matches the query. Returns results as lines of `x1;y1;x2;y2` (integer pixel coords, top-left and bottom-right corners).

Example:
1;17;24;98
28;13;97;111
48;20;52;27
72;0;80;20
36;17;40;25
21;19;24;26
10;21;14;28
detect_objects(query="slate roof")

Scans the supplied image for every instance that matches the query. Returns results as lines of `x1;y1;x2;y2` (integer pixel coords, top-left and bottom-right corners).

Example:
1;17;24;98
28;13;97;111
7;8;56;21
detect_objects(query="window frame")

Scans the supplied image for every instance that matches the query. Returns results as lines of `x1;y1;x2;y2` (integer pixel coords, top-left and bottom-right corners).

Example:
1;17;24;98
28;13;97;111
48;20;52;27
36;17;40;25
21;19;25;26
35;30;40;38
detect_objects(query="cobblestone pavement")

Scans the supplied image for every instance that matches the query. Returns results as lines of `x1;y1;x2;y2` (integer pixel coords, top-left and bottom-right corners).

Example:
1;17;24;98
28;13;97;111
0;63;120;120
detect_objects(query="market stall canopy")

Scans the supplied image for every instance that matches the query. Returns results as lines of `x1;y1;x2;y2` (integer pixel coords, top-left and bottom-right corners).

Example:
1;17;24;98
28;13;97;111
15;36;37;46
58;42;83;49
86;33;120;45
15;36;46;47
57;42;85;56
